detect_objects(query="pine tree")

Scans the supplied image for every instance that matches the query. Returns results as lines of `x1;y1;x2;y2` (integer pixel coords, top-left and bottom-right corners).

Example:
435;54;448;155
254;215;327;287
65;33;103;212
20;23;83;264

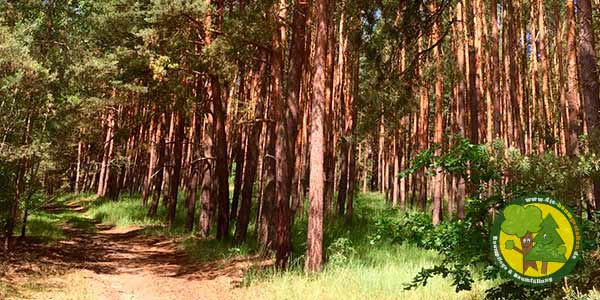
525;214;568;274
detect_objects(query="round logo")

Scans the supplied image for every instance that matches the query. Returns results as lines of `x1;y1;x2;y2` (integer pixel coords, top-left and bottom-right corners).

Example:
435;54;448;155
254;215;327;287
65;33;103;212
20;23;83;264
490;196;581;286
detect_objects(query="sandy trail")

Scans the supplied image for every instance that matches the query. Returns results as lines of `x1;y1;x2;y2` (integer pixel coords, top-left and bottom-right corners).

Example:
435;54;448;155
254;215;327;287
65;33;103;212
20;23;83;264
1;214;267;300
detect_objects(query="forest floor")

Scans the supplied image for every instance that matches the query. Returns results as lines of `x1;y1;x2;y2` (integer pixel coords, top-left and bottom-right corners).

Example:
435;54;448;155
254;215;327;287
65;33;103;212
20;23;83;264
0;201;269;300
0;193;489;300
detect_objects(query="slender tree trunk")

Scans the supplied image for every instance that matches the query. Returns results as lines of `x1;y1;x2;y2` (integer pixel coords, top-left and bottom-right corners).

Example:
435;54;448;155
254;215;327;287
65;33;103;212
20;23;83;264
185;164;199;232
185;106;201;232
432;2;444;225
555;3;569;156
259;108;276;253
230;124;245;220
578;0;600;208
337;87;349;215
455;1;467;218
490;0;500;140
98;107;116;197
417;36;430;211
166;106;185;228
287;0;310;223
306;0;327;272
4;116;31;252
392;134;400;207
141;108;158;207
346;42;359;224
271;0;293;268
75;137;83;193
566;0;581;157
466;0;479;145
212;75;230;240
199;102;215;237
235;65;267;244
538;0;554;152
148;112;166;217
324;6;336;218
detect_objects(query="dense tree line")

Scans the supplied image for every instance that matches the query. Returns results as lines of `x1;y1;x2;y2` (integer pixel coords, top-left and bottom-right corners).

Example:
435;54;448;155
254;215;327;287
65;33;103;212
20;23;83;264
2;0;600;273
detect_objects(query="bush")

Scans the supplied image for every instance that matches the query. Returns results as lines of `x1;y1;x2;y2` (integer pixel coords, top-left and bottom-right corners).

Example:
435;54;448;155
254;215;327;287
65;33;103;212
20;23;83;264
392;137;600;299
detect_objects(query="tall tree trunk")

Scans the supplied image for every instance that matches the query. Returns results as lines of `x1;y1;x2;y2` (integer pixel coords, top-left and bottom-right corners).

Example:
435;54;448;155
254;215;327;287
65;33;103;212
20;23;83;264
287;0;310;222
272;0;292;268
141;107;158;207
466;0;479;144
4;116;31;252
490;0;501;140
166;106;185;228
306;0;327;273
324;6;336;218
212;75;230;240
432;2;444;225
578;0;600;208
455;1;467;219
75;137;83;194
230;122;245;220
234;61;267;244
566;0;581;157
199;103;215;237
97;107;116;197
507;0;525;152
417;36;430;211
185;106;201;232
148;112;166;217
346;40;359;224
554;2;568;156
529;1;542;153
259;101;276;252
538;0;554;152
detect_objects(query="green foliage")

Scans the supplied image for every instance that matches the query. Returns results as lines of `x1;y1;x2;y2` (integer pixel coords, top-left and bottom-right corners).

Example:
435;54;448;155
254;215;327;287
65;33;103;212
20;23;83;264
327;237;357;266
400;137;502;192
500;204;543;238
393;138;600;299
525;215;567;263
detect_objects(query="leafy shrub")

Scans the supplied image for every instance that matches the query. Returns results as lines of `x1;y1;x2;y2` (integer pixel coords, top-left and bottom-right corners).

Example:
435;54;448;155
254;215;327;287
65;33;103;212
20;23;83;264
391;137;600;299
327;237;357;266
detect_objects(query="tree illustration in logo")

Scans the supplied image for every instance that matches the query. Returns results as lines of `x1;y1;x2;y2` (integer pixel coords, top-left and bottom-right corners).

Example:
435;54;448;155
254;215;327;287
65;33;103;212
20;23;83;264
501;204;543;273
524;214;567;274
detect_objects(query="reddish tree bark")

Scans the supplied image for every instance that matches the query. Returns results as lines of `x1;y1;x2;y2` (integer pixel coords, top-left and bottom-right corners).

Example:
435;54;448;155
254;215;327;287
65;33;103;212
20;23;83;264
578;0;600;208
306;0;328;273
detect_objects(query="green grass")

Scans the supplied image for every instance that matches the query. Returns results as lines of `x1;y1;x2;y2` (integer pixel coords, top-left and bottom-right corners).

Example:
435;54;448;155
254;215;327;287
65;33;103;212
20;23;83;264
180;237;254;263
17;193;100;241
21;191;492;299
236;192;491;300
239;243;487;300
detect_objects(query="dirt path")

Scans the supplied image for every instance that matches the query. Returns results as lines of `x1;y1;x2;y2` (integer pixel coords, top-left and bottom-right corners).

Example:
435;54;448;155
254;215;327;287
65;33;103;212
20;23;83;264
2;215;268;300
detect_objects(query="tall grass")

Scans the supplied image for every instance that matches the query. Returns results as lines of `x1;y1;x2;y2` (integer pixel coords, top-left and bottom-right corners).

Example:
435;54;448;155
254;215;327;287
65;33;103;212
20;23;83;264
239;243;487;300
237;193;490;300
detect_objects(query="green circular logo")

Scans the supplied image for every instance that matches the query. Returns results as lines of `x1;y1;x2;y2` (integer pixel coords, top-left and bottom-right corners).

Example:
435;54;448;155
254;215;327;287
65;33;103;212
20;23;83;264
490;196;581;286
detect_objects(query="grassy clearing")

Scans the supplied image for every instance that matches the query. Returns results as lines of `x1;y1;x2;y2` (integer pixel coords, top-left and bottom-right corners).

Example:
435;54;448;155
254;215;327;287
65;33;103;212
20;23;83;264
236;192;490;300
238;244;487;300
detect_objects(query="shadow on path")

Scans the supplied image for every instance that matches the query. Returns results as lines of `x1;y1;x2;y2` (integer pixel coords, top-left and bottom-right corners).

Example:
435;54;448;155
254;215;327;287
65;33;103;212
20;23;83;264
1;205;272;300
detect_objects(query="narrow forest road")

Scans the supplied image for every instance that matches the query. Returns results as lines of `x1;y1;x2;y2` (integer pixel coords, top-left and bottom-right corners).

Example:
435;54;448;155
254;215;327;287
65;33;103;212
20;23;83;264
3;210;268;300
